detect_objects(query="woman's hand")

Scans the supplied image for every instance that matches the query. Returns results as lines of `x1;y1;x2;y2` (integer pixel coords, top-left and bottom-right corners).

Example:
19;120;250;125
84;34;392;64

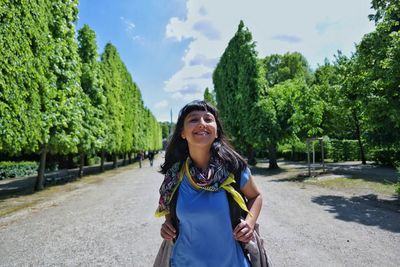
160;218;176;241
233;219;254;243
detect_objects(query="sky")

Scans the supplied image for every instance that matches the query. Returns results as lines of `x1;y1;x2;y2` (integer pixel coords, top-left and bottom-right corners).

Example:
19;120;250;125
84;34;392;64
77;0;376;123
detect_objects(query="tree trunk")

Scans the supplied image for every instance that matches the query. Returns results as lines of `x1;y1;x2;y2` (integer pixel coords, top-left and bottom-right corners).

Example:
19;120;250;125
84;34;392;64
291;145;295;161
268;143;279;169
35;144;47;191
100;150;105;172
352;109;367;164
113;154;118;168
128;153;132;164
79;152;84;178
246;144;256;165
67;154;75;169
123;153;127;166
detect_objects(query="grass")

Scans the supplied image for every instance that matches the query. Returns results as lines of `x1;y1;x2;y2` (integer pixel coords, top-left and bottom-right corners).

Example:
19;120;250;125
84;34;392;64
0;162;142;219
303;176;398;196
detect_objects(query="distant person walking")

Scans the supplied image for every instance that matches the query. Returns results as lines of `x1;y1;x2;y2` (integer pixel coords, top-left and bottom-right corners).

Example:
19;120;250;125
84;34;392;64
148;151;155;167
137;151;144;168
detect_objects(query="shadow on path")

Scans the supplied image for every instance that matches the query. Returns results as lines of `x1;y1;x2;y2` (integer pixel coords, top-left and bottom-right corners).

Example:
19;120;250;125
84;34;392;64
250;165;288;176
312;194;400;233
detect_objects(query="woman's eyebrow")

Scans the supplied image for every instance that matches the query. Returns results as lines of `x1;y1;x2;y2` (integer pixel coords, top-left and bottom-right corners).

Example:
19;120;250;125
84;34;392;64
186;113;198;119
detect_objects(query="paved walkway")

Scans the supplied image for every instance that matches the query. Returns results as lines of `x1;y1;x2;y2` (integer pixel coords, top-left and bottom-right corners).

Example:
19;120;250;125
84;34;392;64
0;158;399;266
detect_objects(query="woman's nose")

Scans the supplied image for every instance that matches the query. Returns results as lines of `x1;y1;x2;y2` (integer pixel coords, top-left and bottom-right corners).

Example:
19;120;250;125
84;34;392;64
198;117;206;126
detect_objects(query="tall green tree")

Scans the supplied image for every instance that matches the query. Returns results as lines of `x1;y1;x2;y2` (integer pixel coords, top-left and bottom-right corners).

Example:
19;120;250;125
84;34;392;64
27;0;84;190
256;52;316;168
313;60;349;139
77;24;107;176
0;0;43;156
355;0;400;165
100;43;126;167
335;53;368;164
213;21;262;164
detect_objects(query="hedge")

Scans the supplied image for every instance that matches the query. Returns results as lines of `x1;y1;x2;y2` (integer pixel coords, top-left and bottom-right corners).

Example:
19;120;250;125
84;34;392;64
278;139;364;162
0;161;38;180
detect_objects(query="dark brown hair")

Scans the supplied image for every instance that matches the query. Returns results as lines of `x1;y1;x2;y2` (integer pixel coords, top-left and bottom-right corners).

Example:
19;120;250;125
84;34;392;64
160;100;247;175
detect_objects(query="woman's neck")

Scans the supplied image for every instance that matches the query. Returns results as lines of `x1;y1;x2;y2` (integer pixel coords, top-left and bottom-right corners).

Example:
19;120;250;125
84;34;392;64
188;146;211;170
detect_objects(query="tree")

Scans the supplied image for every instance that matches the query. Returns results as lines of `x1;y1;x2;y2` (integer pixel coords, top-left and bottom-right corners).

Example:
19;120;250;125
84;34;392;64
264;52;313;87
203;87;217;107
77;24;107;176
100;43;127;167
355;0;400;165
256;52;316;168
213;21;262;164
0;0;43;156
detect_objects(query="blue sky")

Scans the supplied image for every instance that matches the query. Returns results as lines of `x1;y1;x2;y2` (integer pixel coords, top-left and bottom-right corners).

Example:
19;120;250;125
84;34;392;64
77;0;375;122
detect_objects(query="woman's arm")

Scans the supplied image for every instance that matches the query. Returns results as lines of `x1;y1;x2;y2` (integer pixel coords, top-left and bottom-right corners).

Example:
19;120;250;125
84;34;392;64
233;175;262;243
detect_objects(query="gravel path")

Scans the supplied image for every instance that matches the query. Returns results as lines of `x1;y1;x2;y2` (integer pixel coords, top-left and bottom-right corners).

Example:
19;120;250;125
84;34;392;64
0;158;399;267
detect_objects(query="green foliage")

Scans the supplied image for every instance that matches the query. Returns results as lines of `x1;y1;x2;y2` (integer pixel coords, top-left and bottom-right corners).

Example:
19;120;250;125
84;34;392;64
203;87;217;107
278;141;307;161
100;43;127;154
42;0;84;155
213;20;263;153
255;55;321;146
369;147;400;167
263;52;313;87
396;168;400;195
327;140;361;162
0;161;38;180
77;24;107;155
0;0;44;154
313;60;354;140
100;43;162;155
355;0;400;150
1;1;161;176
160;122;173;139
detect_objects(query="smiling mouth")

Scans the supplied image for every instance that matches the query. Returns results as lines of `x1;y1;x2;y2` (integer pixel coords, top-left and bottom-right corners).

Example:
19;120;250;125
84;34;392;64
194;131;209;136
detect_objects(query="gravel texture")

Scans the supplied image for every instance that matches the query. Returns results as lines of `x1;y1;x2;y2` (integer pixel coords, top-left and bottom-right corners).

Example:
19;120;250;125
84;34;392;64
0;158;399;267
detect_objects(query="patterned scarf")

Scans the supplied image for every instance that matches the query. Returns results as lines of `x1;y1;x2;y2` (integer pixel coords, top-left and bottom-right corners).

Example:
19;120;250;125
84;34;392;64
155;156;251;217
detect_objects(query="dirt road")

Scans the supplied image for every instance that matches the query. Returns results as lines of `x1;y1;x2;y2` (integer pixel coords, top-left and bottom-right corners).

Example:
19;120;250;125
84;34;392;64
0;158;399;266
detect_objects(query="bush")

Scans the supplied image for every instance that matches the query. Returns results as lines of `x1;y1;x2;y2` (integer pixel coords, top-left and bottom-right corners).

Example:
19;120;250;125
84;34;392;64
396;168;400;195
87;156;101;166
327;139;360;162
278;141;307;161
369;147;400;167
0;161;39;180
278;138;365;163
278;138;330;162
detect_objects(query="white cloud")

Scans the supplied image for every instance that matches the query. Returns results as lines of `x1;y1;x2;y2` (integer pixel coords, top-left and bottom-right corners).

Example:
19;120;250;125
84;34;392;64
155;100;169;109
192;20;221;40
120;16;144;44
120;16;135;31
162;0;375;104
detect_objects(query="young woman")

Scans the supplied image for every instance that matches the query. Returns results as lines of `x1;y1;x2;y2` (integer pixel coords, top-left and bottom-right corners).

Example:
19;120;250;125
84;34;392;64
155;100;262;266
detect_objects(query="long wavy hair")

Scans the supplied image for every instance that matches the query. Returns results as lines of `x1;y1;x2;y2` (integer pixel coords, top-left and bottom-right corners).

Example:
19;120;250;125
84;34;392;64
160;100;247;175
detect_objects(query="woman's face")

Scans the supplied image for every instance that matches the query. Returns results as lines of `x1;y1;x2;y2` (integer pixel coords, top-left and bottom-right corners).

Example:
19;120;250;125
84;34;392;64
181;110;218;149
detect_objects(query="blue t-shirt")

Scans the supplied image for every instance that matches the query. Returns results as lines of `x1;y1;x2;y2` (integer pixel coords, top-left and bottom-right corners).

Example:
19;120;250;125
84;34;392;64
171;168;251;267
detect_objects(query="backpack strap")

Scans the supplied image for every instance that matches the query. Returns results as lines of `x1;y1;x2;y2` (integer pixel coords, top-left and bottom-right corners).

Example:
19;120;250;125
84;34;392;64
228;168;248;229
169;186;180;242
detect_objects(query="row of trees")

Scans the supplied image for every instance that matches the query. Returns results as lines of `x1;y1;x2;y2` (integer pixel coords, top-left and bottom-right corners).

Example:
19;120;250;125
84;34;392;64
213;0;399;168
0;0;162;189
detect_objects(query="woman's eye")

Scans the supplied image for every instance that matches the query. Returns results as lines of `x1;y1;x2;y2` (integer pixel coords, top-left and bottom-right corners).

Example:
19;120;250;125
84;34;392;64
204;117;214;122
189;118;198;123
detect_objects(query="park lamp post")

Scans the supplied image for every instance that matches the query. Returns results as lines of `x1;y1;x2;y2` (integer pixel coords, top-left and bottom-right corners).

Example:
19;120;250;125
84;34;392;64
306;137;325;177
